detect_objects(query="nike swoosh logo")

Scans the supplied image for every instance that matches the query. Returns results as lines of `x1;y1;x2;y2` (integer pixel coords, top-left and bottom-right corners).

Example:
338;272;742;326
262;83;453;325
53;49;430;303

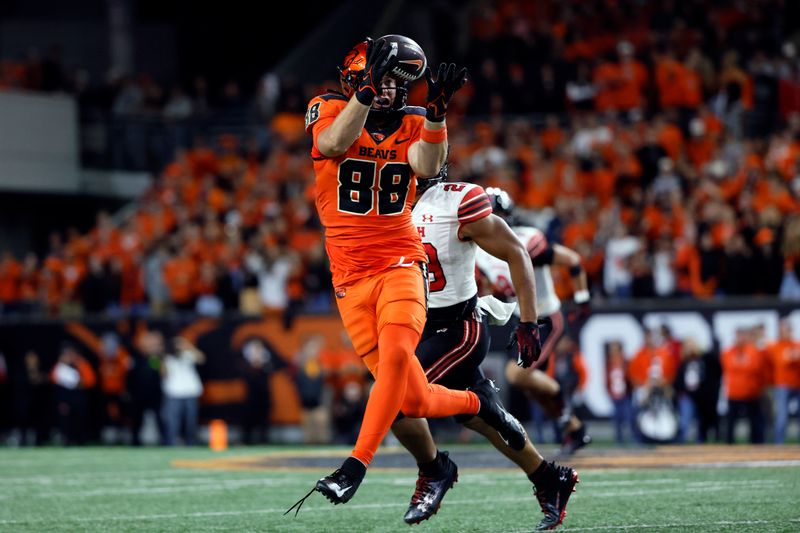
332;484;353;498
399;59;424;69
395;137;411;144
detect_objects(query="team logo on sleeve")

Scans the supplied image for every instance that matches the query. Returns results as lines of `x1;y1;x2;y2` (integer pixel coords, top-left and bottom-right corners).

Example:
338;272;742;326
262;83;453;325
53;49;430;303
335;288;347;299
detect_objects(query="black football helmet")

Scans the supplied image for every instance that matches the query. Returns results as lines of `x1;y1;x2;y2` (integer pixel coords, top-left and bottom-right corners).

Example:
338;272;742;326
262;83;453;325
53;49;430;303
417;161;449;195
485;187;516;222
337;35;425;113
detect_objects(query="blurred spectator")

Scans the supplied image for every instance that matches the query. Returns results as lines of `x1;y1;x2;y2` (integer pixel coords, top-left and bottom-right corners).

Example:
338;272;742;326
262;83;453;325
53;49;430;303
321;333;367;445
753;227;784;295
111;76;143;116
51;343;96;445
603;224;640;298
255;245;296;318
629;249;655;298
781;216;800;299
720;328;769;444
97;332;131;444
720;234;756;295
238;338;274;444
660;325;683;372
674;339;722;443
163;87;193;121
161;336;205;446
163;247;198;312
766;319;800;443
653;237;676;297
11;350;51;446
566;62;596;112
294;335;330;444
144;243;170;315
548;336;589;445
128;331;165;445
78;255;113;315
628;329;678;442
605;341;633;445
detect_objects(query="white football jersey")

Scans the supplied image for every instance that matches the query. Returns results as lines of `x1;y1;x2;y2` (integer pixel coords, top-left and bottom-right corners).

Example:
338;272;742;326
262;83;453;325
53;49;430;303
475;225;561;317
412;182;493;308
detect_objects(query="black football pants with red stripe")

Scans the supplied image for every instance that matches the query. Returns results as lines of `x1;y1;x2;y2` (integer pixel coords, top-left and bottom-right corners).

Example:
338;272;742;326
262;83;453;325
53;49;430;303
416;309;489;395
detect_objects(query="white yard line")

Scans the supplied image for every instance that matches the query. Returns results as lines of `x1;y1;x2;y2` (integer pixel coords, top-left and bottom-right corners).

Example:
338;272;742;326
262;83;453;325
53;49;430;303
554;519;799;531
0;485;790;526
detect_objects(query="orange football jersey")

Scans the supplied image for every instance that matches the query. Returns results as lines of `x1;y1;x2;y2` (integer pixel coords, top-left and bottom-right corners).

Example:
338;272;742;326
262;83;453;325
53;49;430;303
305;92;428;286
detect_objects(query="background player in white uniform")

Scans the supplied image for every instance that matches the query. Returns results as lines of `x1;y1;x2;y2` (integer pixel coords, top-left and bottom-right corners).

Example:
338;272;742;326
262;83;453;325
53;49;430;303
476;187;592;456
390;164;579;531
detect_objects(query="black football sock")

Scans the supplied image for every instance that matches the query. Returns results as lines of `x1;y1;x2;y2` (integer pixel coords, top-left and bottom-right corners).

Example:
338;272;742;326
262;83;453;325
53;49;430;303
528;460;557;489
418;450;447;478
342;456;367;481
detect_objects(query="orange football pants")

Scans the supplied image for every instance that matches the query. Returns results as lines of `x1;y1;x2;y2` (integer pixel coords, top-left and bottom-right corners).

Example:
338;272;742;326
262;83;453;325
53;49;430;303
335;264;480;466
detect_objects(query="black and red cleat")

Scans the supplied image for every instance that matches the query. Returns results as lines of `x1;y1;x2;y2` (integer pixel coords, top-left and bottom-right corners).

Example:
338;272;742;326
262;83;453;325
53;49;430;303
403;451;459;525
534;463;579;530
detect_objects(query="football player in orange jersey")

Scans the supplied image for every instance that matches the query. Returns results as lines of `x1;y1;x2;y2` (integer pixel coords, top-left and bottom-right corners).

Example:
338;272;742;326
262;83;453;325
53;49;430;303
286;36;528;513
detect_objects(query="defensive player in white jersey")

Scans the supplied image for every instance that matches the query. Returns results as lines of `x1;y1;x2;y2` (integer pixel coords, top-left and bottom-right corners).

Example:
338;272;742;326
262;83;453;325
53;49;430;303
476;187;592;456
390;164;579;531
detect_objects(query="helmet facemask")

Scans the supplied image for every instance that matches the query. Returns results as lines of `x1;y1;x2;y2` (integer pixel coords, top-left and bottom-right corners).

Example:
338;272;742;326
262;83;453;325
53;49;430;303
337;42;408;113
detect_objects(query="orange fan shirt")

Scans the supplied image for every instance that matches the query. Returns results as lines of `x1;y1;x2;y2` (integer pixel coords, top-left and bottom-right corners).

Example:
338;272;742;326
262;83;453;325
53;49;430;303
766;340;800;389
305;92;427;286
721;344;768;401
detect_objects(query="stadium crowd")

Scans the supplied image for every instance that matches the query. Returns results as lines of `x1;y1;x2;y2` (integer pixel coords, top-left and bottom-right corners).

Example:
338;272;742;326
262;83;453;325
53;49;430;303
2;0;800;319
1;0;800;445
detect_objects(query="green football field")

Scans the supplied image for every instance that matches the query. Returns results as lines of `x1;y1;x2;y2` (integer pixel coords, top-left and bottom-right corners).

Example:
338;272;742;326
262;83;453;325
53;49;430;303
1;445;799;532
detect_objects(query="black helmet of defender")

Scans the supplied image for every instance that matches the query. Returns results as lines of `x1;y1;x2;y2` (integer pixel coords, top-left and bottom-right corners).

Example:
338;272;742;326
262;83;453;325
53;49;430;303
485;187;517;225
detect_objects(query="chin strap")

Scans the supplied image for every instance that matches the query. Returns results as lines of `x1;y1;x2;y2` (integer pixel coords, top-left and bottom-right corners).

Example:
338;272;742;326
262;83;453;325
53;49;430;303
284;485;317;517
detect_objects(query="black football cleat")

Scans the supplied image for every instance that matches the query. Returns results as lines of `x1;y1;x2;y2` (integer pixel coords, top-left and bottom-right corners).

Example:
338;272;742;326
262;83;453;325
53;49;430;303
315;468;363;505
559;425;592;457
403;451;459;525
471;378;527;451
534;463;579;530
285;459;367;517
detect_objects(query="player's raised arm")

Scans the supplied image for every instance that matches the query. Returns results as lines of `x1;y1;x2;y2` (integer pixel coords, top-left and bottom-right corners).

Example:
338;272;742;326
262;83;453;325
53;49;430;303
317;37;398;157
462;213;543;368
461;214;538;323
408;63;467;177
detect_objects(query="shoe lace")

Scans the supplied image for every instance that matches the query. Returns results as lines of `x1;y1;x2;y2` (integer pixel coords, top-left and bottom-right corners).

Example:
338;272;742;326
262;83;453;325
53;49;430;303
411;474;434;505
284;469;345;517
284;485;316;517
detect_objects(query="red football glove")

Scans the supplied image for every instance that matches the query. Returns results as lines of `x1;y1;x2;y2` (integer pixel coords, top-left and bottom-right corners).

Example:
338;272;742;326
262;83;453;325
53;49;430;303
508;321;543;369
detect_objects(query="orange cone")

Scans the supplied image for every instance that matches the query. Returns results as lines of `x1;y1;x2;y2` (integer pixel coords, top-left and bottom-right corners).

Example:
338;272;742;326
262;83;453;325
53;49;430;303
209;419;228;451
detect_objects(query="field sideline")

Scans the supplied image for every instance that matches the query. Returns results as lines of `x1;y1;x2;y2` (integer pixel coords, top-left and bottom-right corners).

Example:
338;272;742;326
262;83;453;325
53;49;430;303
1;445;799;532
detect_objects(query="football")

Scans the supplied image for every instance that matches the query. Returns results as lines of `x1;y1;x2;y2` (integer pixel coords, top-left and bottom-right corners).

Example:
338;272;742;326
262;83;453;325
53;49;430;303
381;34;427;82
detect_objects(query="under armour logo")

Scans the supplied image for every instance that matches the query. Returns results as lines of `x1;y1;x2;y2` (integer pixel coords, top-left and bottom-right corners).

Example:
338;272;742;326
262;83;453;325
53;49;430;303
422;214;433;222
